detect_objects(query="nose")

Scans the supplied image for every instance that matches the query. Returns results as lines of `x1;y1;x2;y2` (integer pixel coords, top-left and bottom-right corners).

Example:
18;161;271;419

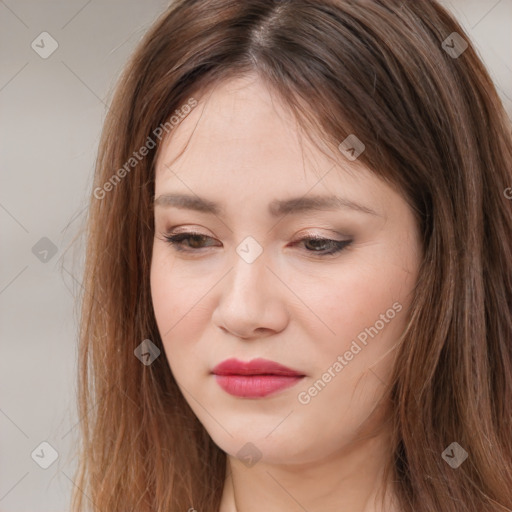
211;250;290;340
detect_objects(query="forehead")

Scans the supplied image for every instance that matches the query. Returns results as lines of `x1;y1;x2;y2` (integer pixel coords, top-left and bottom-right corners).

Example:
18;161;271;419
156;75;321;173
154;75;387;212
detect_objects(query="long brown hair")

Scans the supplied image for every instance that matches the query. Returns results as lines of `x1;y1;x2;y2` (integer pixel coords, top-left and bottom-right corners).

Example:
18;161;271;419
70;0;512;510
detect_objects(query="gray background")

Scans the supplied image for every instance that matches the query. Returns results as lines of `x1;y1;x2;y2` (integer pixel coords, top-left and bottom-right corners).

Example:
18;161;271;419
0;1;511;510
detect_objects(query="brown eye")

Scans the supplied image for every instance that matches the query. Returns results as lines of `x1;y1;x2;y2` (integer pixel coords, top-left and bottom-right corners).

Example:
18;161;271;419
298;236;352;256
163;232;218;251
162;232;352;257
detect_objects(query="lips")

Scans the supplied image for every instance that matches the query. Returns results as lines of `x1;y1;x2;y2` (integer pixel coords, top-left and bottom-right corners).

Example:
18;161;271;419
211;358;305;398
212;358;305;377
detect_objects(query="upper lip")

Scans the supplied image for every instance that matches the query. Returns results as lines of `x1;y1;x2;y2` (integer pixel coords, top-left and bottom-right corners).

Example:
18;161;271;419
212;358;305;377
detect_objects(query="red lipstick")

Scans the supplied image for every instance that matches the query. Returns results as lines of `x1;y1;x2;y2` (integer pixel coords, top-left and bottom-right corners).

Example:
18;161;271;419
212;358;305;398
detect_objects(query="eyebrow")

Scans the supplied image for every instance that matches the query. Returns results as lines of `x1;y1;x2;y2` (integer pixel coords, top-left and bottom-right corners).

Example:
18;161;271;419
153;193;381;217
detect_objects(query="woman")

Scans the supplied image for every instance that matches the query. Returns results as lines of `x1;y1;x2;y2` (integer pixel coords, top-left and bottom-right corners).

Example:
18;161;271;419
72;0;512;511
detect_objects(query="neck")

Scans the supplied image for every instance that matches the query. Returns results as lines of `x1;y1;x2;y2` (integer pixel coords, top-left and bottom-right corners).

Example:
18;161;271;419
219;425;400;512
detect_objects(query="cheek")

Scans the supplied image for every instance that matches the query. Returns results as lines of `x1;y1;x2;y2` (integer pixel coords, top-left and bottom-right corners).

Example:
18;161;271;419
150;249;179;333
292;257;415;442
150;248;186;360
302;251;416;372
150;246;214;366
150;245;201;329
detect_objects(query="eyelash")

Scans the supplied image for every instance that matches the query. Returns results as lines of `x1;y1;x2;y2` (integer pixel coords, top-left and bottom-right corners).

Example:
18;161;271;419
162;232;352;256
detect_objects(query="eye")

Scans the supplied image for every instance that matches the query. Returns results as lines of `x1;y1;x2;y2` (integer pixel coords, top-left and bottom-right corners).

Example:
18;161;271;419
162;232;219;252
298;236;352;256
160;231;352;256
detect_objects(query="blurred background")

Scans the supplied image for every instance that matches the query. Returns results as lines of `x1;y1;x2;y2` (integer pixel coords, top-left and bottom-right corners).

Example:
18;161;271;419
0;0;511;510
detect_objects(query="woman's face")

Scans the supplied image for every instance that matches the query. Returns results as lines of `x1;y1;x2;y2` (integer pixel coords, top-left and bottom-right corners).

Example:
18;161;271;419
150;74;422;465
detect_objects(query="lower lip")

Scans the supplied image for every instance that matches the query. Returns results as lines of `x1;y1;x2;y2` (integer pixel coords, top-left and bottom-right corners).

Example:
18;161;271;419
214;374;304;398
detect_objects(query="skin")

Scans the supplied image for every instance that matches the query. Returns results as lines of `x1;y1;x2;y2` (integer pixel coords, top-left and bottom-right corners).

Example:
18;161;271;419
150;73;422;512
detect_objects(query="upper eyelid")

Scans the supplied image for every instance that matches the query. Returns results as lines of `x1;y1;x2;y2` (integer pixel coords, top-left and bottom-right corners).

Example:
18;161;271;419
162;232;352;250
162;231;351;254
161;231;353;259
163;230;348;241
